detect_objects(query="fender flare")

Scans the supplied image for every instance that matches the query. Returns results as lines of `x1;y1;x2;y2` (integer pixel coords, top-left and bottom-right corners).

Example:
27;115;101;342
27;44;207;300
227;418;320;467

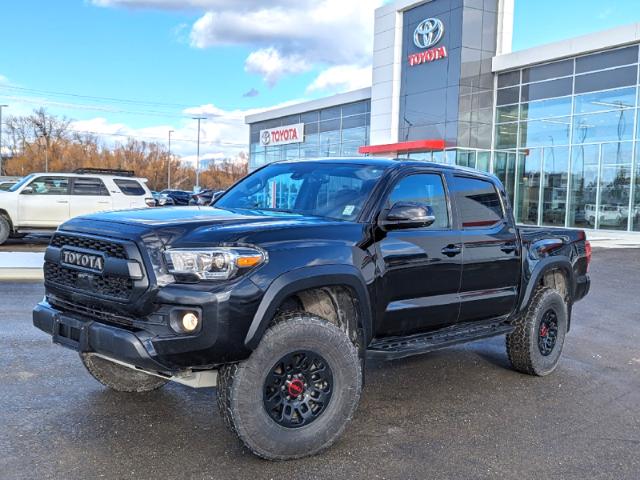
518;256;575;315
244;264;373;350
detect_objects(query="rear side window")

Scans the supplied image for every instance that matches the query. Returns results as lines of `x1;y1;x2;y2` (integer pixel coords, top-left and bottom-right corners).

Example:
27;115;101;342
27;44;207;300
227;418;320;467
451;176;504;229
387;173;450;229
114;179;146;196
72;177;109;196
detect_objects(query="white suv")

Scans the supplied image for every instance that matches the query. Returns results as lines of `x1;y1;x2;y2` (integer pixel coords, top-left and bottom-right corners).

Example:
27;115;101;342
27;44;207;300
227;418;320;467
0;169;154;245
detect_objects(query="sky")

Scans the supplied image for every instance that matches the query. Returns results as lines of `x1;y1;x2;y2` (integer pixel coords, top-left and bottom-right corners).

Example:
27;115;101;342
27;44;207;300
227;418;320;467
1;0;639;164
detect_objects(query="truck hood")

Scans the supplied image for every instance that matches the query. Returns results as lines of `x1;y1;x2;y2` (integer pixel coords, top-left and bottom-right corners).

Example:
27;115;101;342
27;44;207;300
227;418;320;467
61;206;363;248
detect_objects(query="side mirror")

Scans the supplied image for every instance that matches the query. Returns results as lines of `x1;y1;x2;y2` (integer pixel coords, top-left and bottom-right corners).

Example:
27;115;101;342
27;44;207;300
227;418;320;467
380;202;436;230
21;186;34;195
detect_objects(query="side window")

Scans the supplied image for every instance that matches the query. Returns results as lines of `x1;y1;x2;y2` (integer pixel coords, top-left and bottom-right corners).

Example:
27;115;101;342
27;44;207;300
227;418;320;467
26;176;69;195
451;176;504;229
114;179;146;196
387;173;450;229
72;177;109;196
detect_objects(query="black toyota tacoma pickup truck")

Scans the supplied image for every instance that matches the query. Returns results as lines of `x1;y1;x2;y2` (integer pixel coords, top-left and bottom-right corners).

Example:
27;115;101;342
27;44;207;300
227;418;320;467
33;158;591;460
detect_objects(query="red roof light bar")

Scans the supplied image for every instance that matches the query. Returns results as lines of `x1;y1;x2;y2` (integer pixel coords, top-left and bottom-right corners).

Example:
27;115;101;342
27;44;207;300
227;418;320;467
358;139;446;155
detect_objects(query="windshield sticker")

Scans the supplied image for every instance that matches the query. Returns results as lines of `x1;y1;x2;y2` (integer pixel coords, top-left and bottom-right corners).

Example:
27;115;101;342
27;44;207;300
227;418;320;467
343;205;355;216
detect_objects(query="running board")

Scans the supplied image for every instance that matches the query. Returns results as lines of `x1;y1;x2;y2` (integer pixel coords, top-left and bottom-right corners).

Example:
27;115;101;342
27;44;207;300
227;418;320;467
366;320;514;361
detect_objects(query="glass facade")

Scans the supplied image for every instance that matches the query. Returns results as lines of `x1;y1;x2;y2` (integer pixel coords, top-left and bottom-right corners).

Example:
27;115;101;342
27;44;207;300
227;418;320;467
248;100;370;170
494;45;640;232
248;44;640;233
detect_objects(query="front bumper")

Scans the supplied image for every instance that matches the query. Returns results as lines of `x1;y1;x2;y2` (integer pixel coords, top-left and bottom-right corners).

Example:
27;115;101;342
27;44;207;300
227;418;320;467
33;301;177;373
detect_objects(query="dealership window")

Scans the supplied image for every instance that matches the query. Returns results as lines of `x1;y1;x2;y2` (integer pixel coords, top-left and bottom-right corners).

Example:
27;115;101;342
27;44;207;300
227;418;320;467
495;123;518;149
541;147;569;227
575;45;639;74
496;87;519;106
496;104;519;123
574;87;637;114
568;145;599;228
497;70;520;88
573;110;635;144
519;117;571;148
521;77;572;102
494;151;517;205
574;65;638;94
522;59;573;84
633;143;640;231
516;148;542;225
521;96;572;121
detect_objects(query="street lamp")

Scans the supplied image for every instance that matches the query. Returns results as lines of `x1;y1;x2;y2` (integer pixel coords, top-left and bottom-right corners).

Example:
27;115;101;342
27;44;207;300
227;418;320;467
168;129;174;190
192;116;205;191
0;104;7;176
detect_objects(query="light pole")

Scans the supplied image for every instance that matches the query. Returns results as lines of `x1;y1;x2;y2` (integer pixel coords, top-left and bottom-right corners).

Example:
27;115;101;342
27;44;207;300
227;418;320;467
192;116;205;191
168;129;174;190
0;104;7;176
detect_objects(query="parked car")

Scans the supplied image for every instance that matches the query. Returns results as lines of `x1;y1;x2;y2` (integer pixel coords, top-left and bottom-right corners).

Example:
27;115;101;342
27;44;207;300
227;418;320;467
585;203;627;227
190;189;225;206
160;189;192;206
151;191;175;207
33;158;591;460
0;168;153;245
0;180;19;191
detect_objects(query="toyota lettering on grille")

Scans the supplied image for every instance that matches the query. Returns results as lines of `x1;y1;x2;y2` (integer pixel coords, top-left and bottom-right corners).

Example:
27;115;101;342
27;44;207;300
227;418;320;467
61;249;105;273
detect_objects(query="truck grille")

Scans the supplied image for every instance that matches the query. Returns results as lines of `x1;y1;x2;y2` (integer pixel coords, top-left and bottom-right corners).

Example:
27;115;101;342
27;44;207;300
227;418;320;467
48;295;136;328
45;233;137;300
50;233;127;259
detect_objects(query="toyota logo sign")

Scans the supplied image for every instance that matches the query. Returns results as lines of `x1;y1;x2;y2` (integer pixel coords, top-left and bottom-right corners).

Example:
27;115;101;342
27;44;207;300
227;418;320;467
261;130;271;146
259;123;304;147
413;18;444;49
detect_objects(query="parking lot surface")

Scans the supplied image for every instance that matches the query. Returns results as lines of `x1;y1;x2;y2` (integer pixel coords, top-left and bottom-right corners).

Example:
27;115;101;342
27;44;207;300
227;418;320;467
1;248;639;480
0;236;49;252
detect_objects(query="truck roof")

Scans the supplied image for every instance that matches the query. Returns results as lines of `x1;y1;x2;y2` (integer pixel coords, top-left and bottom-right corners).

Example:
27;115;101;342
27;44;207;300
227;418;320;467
275;157;497;178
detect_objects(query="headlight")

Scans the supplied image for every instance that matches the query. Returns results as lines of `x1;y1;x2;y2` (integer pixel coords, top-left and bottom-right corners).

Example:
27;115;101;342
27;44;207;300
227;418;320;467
163;246;267;280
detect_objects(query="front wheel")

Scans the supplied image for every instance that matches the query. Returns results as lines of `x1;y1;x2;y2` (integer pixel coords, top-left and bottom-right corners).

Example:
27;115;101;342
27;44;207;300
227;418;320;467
506;287;568;376
217;312;362;460
80;353;168;392
0;216;10;245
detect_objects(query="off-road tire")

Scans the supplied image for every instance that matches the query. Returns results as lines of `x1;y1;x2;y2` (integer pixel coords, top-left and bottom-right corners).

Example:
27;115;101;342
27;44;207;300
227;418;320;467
0;216;10;245
506;287;568;376
80;353;168;392
217;312;362;460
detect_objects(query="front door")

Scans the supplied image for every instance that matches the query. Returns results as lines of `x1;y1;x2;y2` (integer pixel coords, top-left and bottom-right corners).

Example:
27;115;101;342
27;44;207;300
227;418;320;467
375;171;462;336
18;176;70;227
449;175;521;323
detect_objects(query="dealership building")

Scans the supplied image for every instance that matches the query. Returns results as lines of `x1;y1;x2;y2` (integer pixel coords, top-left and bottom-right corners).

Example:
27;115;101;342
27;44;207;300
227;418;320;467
245;0;640;232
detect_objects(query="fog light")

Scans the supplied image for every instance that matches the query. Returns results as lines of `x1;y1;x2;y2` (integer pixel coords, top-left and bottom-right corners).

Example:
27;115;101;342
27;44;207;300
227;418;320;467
181;312;199;332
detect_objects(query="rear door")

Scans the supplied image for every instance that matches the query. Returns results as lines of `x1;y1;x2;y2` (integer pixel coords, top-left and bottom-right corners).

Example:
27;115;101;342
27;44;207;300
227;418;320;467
69;177;112;218
375;170;463;336
18;176;70;226
449;174;521;323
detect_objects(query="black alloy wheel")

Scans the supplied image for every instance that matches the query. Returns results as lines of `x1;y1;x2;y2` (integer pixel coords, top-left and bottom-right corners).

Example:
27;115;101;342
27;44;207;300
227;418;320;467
538;309;559;356
263;350;333;428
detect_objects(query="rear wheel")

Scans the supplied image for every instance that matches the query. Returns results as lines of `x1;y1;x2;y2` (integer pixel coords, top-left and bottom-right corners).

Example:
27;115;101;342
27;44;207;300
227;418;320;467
217;312;362;460
506;287;568;376
80;353;168;393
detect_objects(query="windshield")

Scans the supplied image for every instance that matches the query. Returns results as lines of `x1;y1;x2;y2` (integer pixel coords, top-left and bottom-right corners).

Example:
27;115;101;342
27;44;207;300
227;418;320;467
216;162;387;221
8;174;35;192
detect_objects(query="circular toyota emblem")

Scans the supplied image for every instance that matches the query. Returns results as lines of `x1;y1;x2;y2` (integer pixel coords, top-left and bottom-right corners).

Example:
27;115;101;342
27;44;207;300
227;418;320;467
414;18;444;49
261;130;271;146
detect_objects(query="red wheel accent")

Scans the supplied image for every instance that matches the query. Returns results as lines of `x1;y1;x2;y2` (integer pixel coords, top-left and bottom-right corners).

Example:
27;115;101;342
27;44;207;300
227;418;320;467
287;379;304;397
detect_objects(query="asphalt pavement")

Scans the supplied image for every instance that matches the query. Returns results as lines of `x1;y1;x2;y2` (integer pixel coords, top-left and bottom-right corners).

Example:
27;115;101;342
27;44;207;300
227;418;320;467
1;248;639;480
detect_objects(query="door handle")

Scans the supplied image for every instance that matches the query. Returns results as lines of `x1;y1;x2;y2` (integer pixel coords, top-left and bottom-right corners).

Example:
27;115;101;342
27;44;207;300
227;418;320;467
441;244;462;257
500;243;517;253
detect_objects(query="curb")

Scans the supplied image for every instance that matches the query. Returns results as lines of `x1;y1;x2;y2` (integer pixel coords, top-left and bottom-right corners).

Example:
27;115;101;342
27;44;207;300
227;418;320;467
0;268;44;281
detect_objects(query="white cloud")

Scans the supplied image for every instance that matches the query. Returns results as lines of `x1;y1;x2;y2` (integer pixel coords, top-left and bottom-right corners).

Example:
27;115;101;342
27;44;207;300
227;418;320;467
92;0;382;86
244;48;311;87
67;99;305;163
306;64;371;94
0;74;8;85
